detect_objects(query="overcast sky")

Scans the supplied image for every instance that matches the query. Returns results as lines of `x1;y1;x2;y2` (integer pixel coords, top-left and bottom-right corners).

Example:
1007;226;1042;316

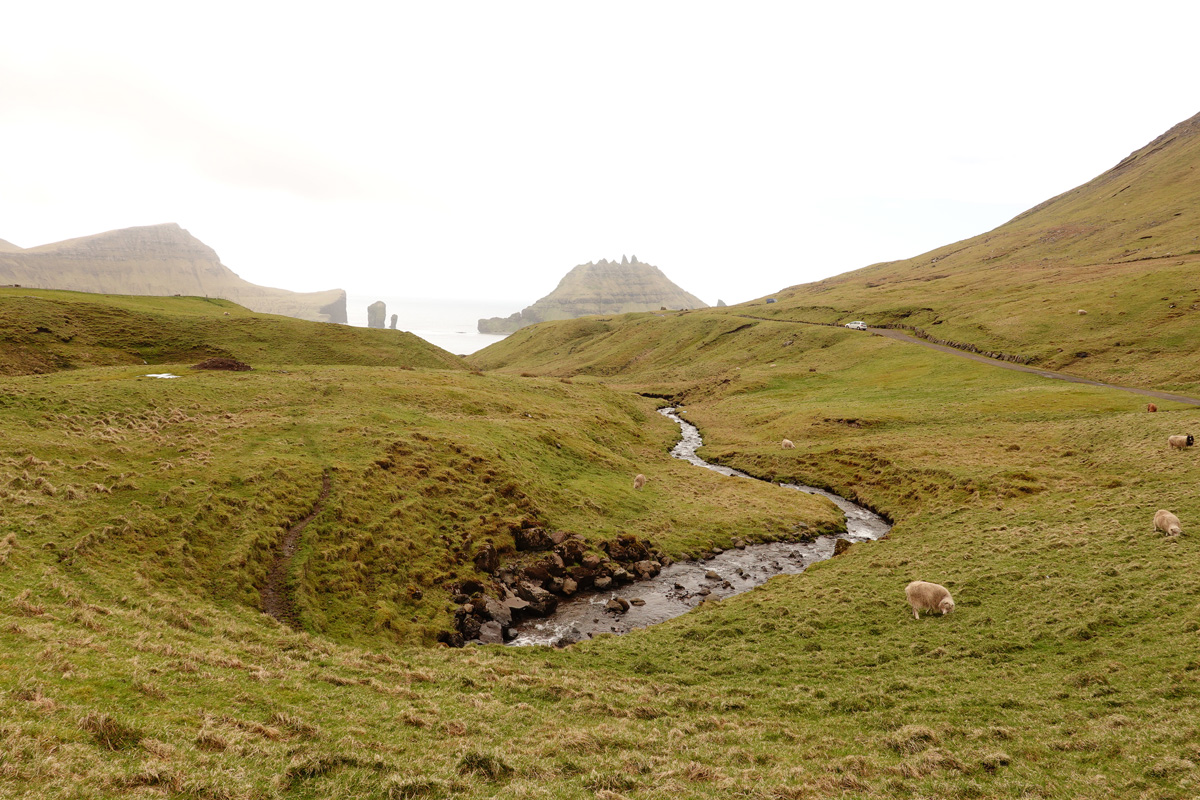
3;1;1198;308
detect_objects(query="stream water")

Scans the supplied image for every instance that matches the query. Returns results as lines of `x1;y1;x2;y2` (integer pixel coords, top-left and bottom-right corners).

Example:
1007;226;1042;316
508;408;891;646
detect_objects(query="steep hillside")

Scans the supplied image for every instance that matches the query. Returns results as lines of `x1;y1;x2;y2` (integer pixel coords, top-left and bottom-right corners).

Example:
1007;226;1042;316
0;288;464;375
478;256;707;333
0;224;347;323
748;111;1200;392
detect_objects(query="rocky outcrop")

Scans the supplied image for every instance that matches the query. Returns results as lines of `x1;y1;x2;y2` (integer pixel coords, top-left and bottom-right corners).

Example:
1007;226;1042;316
0;224;347;323
478;256;707;334
367;301;386;329
389;314;398;330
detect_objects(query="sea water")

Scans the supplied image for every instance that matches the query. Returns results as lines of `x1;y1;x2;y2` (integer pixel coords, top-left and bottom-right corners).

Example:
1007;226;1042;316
345;294;521;356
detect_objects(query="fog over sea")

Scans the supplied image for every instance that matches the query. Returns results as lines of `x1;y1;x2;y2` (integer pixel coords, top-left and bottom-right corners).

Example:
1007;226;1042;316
345;295;521;356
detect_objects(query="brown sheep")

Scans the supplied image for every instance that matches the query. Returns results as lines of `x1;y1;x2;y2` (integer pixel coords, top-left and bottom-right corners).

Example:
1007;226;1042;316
1154;510;1183;536
781;439;795;449
633;474;647;490
1168;434;1194;450
1148;403;1158;412
905;581;955;620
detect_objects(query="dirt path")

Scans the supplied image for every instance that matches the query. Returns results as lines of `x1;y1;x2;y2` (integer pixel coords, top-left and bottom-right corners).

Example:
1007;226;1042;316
740;315;1200;407
261;471;331;628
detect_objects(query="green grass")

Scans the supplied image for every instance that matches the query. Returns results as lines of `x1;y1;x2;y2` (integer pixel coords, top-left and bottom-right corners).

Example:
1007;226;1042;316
5;284;1200;797
0;288;467;375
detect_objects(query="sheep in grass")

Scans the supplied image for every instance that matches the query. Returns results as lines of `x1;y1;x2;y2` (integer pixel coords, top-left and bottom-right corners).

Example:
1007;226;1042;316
781;439;795;449
1168;434;1194;450
905;581;955;620
1154;510;1183;537
633;474;647;490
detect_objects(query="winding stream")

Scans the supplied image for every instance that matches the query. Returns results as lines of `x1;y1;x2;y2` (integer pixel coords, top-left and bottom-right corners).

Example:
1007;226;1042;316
508;408;891;646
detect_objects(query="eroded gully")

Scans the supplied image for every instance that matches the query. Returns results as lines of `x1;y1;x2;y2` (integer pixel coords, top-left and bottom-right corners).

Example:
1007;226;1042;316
509;408;891;646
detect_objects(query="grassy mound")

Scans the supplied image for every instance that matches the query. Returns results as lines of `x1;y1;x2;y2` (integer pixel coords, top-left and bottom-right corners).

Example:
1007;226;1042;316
0;288;466;375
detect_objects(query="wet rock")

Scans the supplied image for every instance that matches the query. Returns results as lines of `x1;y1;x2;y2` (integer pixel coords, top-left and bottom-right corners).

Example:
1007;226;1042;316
606;597;631;613
611;567;632;584
503;596;531;615
705;570;721;581
514;527;553;551
633;560;660;579
474;545;500;574
484;596;512;627
711;547;724;555
561;577;578;595
478;621;504;644
554;627;586;647
833;538;853;557
546;577;565;594
514;581;558;616
594;576;613;590
630;598;646;606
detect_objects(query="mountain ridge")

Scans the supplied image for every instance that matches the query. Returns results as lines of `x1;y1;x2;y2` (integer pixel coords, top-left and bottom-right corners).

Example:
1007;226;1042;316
0;223;347;323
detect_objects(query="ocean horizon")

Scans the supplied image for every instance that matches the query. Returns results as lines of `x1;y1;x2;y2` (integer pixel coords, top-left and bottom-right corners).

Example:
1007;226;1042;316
345;294;522;356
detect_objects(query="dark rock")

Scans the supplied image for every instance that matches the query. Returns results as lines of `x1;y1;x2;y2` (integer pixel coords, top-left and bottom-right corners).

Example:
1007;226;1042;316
604;534;652;562
833;538;853;557
503;596;531;614
483;596;512;627
478;621;504;644
514;581;558;616
705;570;721;580
633;560;659;579
581;554;602;570
594;576;613;590
459;579;485;596
561;577;578;595
459;616;481;640
474;545;500;574
606;597;631;613
556;538;587;565
514;527;553;551
611;567;632;584
549;530;569;545
630;598;646;606
437;631;465;648
554;627;586;647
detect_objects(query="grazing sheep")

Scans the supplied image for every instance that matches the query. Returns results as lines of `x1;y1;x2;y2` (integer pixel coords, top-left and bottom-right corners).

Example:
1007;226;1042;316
633;474;647;490
1168;434;1194;450
905;581;955;620
1148;403;1158;412
1154;510;1183;536
781;439;795;449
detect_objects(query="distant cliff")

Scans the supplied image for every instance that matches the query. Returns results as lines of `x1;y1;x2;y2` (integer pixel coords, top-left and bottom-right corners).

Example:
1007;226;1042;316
479;256;706;334
0;224;347;323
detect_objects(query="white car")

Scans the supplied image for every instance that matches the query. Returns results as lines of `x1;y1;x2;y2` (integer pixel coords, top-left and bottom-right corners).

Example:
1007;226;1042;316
845;321;867;331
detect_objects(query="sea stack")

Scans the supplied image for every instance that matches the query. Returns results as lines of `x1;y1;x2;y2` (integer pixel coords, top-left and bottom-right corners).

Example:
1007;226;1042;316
367;301;386;329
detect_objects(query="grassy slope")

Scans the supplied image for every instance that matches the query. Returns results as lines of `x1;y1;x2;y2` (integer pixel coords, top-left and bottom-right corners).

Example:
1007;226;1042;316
735;111;1200;392
6;322;1200;798
0;289;464;375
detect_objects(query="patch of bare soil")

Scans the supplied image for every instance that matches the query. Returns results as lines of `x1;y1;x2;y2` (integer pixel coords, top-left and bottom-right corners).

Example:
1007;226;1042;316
193;357;252;371
261;472;331;627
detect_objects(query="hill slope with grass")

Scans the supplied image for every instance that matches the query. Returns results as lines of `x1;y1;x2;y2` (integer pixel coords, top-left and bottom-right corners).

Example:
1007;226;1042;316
734;110;1200;392
0;288;465;375
0;223;347;323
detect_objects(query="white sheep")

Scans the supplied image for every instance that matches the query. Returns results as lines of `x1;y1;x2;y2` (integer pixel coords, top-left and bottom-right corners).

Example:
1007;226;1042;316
633;473;647;490
781;439;795;449
905;581;955;620
1154;510;1183;536
1168;434;1194;450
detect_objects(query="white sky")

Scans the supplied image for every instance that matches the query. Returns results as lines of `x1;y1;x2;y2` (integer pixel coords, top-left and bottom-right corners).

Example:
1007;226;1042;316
3;1;1198;307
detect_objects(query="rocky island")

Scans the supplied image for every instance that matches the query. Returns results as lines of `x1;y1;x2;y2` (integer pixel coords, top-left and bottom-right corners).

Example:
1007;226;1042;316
0;223;347;323
478;255;707;334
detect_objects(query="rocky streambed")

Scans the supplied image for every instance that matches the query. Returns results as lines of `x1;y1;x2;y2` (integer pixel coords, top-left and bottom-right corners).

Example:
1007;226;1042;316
506;408;891;646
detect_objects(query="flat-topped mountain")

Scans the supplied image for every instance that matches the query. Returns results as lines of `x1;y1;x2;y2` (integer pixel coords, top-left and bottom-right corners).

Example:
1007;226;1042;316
0;223;346;323
478;255;707;334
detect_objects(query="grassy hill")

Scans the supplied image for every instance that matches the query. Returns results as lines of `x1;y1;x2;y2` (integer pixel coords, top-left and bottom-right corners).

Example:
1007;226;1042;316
7;110;1200;798
0;288;465;375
